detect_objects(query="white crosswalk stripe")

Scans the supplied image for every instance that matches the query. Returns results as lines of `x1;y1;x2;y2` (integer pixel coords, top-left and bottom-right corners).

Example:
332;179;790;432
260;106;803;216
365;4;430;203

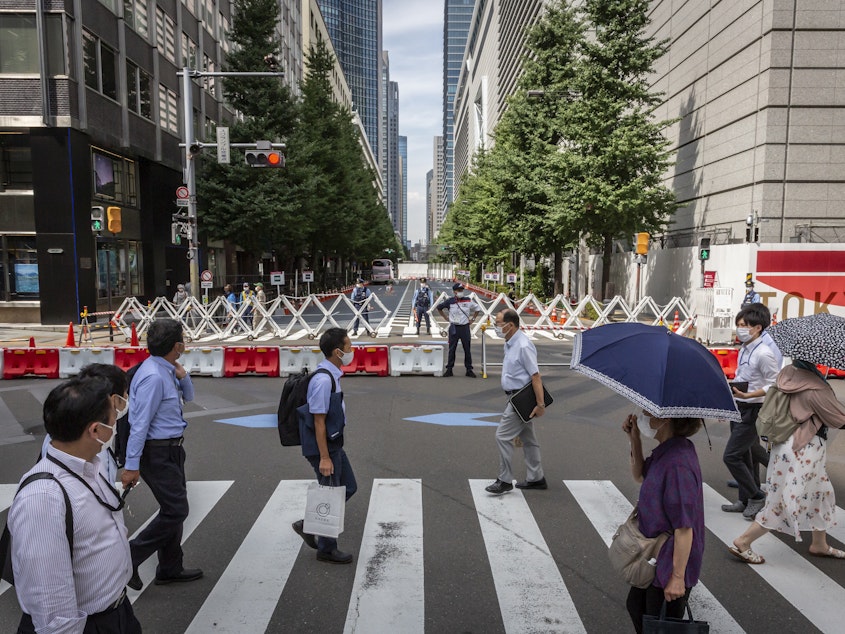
6;477;845;632
564;480;744;633
703;484;845;634
185;480;311;633
469;479;587;633
344;479;424;633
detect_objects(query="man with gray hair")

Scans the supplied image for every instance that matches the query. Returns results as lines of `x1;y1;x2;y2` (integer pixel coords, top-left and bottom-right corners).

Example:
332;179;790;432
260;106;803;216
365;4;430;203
485;309;548;494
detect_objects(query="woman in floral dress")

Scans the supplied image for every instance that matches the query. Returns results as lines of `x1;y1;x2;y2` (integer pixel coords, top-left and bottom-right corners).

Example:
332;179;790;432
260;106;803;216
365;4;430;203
730;360;845;564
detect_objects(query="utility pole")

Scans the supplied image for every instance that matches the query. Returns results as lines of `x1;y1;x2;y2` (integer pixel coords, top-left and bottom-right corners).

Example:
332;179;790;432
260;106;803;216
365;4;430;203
177;66;284;297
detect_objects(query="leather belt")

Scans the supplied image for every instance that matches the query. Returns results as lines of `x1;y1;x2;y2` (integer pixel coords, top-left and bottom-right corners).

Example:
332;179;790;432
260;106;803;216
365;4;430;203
145;437;184;447
92;588;126;617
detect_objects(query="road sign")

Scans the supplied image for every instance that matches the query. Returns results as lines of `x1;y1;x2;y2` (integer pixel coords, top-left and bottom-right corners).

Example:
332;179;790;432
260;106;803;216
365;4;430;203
216;127;230;164
270;271;284;285
302;271;314;283
176;186;189;199
201;280;214;289
507;273;517;283
703;271;716;288
176;198;190;207
201;270;213;282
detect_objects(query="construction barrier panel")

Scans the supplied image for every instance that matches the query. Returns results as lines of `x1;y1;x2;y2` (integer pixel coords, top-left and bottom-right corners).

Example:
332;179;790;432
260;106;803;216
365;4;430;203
223;346;280;377
181;347;225;377
2;347;60;379
0;348;3;379
59;347;116;378
279;346;324;377
114;347;150;372
342;345;390;377
389;345;446;377
818;364;845;379
709;348;738;379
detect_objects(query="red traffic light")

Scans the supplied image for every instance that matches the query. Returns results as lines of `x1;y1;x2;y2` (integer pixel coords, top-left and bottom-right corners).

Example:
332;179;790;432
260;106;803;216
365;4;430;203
267;152;282;166
245;149;285;168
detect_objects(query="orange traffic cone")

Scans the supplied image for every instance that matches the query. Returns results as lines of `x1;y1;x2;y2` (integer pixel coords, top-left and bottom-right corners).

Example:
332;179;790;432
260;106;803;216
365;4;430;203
65;322;76;347
672;311;680;332
551;307;558;323
28;336;35;348
130;323;139;347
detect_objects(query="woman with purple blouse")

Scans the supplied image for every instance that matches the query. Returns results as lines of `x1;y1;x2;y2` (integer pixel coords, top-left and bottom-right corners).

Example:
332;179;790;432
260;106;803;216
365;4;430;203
622;412;706;633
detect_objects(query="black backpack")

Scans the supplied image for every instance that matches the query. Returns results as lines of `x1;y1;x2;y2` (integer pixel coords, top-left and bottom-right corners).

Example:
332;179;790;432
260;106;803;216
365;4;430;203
1;473;73;585
415;289;431;311
278;368;331;446
113;362;142;468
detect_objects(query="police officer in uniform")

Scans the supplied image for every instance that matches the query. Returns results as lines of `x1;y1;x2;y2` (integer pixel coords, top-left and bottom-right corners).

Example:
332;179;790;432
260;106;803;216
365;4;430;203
436;283;481;377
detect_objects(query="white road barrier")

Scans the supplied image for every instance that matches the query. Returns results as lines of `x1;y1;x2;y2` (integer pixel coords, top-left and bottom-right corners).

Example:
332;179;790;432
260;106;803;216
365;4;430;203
58;347;116;378
389;345;446;376
278;346;324;377
180;346;225;377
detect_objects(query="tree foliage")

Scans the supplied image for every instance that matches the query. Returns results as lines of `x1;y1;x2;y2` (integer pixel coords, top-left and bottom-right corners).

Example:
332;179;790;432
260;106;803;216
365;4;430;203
445;0;679;295
197;0;393;271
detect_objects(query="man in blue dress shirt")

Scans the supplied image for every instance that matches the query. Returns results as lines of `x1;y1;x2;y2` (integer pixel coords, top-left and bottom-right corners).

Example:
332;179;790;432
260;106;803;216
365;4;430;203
121;319;202;590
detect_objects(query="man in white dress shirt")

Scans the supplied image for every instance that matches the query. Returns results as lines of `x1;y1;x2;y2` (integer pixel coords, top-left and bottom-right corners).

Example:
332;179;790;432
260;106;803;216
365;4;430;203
9;376;140;633
485;309;548;495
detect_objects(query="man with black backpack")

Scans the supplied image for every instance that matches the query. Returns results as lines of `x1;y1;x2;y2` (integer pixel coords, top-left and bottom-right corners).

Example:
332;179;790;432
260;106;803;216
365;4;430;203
6;377;141;633
412;278;434;335
291;327;358;564
350;278;372;336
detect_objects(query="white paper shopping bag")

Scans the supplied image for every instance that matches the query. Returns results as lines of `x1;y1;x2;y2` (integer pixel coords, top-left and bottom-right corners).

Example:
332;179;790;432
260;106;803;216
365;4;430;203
303;481;346;538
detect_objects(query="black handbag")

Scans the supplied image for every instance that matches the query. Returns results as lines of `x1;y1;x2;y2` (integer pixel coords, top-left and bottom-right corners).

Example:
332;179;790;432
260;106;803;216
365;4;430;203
642;602;709;633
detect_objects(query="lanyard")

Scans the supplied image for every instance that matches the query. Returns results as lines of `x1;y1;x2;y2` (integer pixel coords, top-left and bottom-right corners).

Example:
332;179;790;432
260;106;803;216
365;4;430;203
46;454;125;512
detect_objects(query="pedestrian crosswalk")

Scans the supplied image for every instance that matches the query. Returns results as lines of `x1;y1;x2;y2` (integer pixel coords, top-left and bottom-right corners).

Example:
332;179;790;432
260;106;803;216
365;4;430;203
4;477;845;632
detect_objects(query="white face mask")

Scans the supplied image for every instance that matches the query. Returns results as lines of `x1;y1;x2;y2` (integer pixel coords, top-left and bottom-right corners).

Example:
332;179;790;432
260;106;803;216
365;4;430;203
455;291;463;298
114;395;129;419
736;327;752;342
637;417;665;439
96;421;116;451
494;325;505;337
339;349;355;365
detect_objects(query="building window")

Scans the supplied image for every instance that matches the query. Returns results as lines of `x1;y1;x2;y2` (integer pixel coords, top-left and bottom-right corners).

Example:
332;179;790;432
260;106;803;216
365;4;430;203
92;148;138;207
203;0;214;26
203;54;215;94
0;14;40;74
0;235;39;300
218;12;231;54
155;7;176;64
0;134;33;191
82;30;118;101
181;33;197;69
98;0;118;11
124;0;149;38
159;84;179;134
126;60;152;119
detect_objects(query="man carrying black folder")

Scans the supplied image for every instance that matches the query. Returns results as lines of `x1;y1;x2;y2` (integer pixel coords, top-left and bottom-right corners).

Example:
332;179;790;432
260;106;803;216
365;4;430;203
485;309;548;495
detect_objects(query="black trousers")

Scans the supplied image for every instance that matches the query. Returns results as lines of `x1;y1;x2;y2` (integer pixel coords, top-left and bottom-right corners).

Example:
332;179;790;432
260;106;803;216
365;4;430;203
446;323;472;370
352;305;370;333
130;443;189;577
415;309;431;330
18;596;141;634
626;585;691;634
723;402;765;503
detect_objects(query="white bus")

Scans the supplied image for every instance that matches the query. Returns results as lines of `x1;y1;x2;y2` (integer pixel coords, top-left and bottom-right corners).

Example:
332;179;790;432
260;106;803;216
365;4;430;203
371;259;395;284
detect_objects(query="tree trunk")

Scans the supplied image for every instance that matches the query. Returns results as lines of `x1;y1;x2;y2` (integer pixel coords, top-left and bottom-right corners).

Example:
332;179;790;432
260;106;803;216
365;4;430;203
553;247;563;296
601;233;613;299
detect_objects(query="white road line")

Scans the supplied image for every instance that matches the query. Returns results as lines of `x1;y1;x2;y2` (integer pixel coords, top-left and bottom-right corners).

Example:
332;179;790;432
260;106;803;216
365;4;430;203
344;479;424;634
564;480;745;633
825;505;845;547
703;483;845;634
469;479;586;634
128;480;233;603
1;483;17;511
185;480;312;633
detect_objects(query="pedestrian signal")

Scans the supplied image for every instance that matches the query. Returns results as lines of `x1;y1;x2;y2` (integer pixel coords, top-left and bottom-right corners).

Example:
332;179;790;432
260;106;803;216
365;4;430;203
699;237;711;261
635;232;649;255
91;207;104;233
106;206;122;233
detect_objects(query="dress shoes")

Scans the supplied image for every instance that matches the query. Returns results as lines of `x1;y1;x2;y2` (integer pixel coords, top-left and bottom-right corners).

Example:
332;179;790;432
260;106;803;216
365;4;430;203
154;568;204;585
443;369;453;377
292;519;317;549
466;370;477;378
316;549;353;564
485;479;513;495
127;569;143;591
515;477;547;490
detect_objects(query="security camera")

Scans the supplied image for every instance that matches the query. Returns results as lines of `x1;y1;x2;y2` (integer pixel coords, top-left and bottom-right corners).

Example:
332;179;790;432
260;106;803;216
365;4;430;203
746;215;754;226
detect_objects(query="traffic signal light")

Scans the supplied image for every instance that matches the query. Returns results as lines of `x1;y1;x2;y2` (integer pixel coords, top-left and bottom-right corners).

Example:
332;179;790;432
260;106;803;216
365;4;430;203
171;222;182;245
91;207;104;233
699;237;711;260
245;140;285;168
635;232;649;255
106;206;121;233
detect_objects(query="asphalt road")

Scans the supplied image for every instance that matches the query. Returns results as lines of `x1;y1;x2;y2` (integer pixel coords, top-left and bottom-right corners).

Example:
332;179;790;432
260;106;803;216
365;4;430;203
2;343;845;633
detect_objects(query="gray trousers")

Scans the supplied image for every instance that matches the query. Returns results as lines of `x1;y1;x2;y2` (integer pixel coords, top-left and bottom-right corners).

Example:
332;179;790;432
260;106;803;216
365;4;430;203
496;402;544;483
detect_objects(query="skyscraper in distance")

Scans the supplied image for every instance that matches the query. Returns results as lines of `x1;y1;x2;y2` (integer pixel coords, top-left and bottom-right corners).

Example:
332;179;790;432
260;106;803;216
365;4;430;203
387;80;401;237
443;0;475;217
399;135;408;245
318;0;382;159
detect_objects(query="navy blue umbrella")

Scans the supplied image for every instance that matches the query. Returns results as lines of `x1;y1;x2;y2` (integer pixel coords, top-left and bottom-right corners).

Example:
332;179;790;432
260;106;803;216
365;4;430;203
571;323;740;421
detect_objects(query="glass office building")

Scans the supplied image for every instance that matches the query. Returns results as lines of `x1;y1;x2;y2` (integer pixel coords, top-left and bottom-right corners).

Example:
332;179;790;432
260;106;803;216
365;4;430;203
443;0;475;215
318;0;382;159
399;135;408;245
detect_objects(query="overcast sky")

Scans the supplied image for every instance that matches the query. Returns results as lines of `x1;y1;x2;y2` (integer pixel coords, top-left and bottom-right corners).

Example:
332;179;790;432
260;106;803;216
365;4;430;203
383;0;443;245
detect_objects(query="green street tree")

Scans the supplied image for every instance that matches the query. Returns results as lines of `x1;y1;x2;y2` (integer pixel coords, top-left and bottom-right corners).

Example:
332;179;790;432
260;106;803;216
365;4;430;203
571;0;680;296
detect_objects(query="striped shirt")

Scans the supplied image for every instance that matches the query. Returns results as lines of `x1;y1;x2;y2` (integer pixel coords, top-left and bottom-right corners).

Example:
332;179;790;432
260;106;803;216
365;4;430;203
126;356;194;470
735;335;779;404
501;329;540;391
9;445;132;633
435;296;480;325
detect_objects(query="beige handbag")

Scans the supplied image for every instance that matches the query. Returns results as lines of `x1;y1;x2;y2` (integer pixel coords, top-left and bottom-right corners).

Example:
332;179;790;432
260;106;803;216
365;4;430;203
608;505;671;588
